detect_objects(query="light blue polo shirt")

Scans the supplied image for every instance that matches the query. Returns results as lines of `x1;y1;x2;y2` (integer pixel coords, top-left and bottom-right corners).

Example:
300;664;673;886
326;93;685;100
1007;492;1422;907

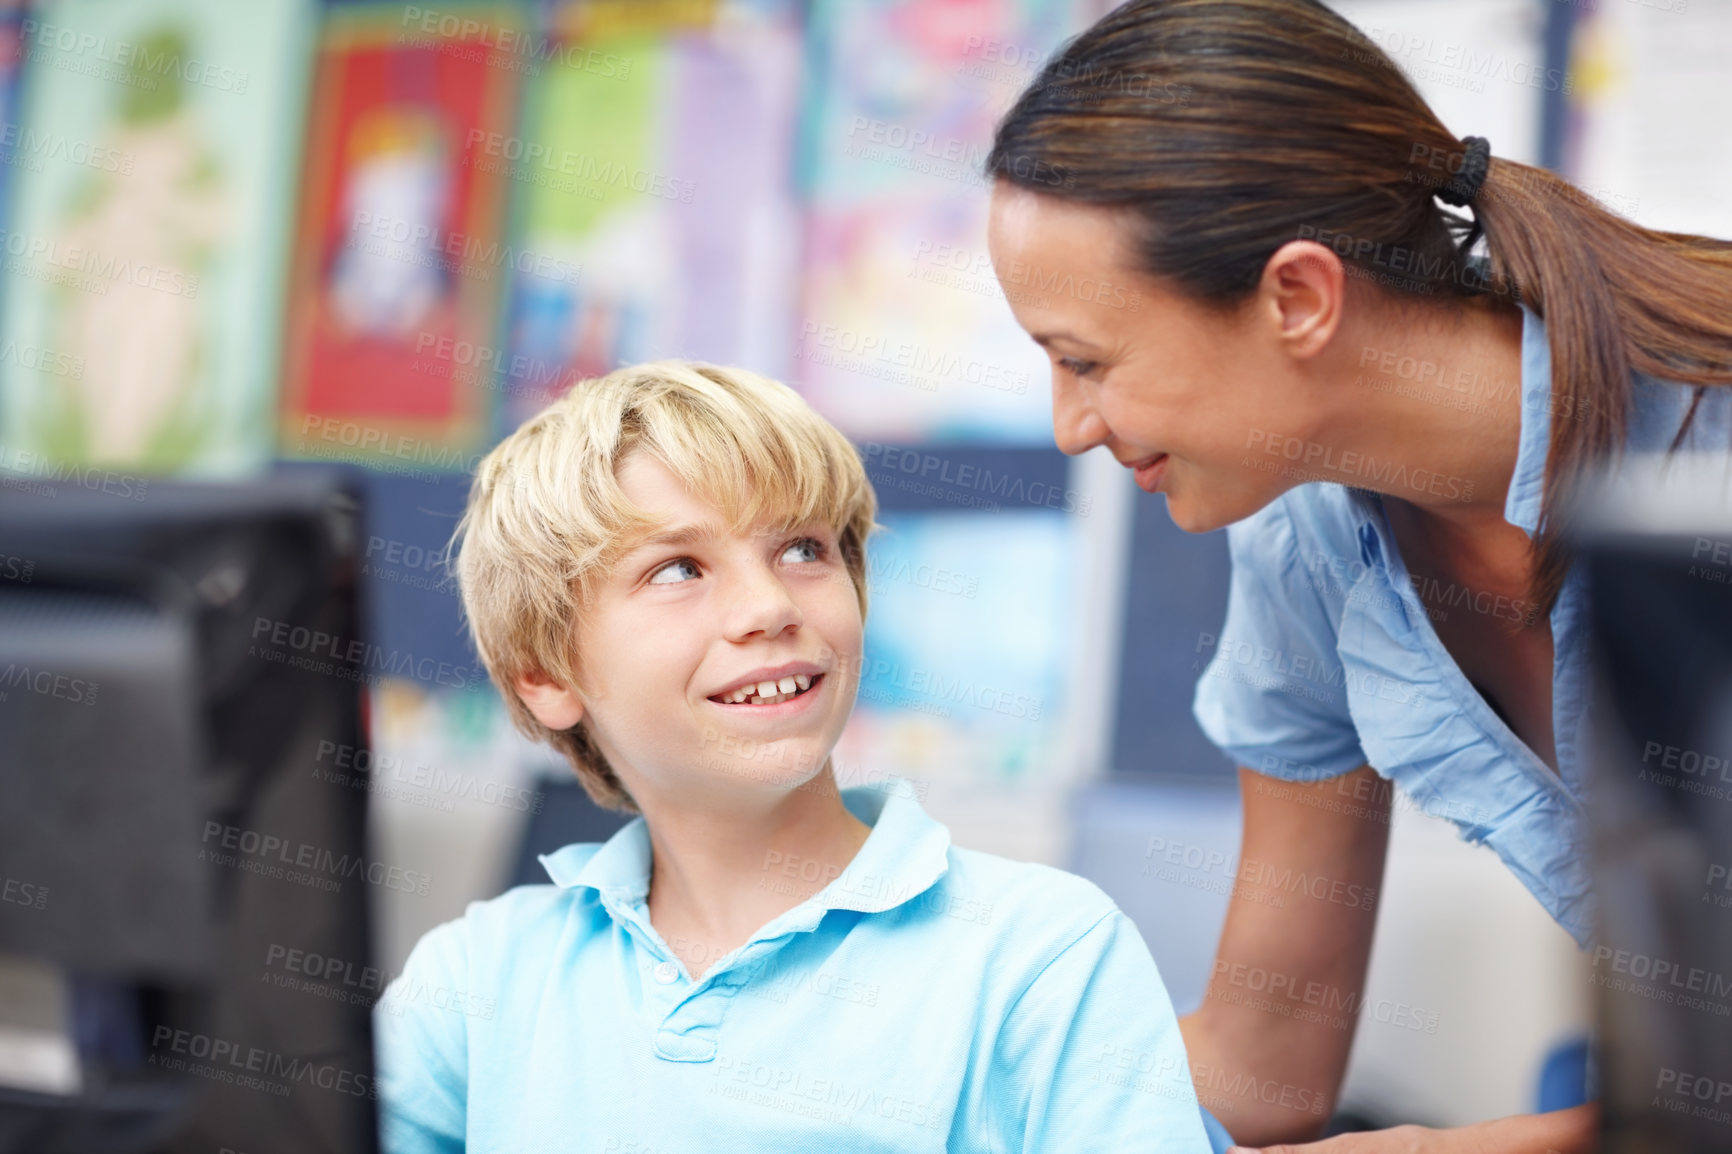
374;782;1215;1153
1193;303;1732;948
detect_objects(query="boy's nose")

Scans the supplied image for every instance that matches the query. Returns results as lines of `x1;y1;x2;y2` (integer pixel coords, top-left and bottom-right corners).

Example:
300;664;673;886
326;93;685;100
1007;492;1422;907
723;569;803;641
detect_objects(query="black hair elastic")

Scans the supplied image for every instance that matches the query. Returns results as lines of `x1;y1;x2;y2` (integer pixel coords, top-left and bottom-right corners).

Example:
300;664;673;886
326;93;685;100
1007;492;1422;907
1436;136;1492;207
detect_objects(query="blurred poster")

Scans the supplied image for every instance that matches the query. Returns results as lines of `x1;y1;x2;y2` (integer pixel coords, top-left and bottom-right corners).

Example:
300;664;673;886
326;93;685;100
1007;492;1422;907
0;0;314;476
495;0;803;432
795;0;1073;444
0;1;28;233
279;2;527;470
836;508;1077;814
1564;0;1730;238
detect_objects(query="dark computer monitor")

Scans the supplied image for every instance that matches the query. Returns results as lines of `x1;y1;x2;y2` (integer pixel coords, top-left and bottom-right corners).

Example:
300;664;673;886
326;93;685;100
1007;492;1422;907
1580;455;1732;1154
0;470;377;1154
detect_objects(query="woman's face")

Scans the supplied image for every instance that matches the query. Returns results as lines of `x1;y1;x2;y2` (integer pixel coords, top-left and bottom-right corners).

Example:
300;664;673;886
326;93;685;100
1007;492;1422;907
986;180;1325;532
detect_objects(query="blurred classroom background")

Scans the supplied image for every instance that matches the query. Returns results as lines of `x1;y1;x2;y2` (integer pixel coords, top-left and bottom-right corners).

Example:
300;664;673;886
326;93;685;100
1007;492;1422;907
0;0;1725;1132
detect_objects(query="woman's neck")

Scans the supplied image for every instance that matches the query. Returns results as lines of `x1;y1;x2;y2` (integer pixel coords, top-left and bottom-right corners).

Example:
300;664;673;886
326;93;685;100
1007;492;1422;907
1321;298;1528;542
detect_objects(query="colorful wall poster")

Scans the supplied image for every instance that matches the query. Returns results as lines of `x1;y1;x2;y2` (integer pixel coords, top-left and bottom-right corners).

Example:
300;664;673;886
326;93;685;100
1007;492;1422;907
794;0;1075;445
0;0;315;477
279;2;528;472
493;0;804;432
832;507;1080;852
1563;0;1730;239
0;1;29;236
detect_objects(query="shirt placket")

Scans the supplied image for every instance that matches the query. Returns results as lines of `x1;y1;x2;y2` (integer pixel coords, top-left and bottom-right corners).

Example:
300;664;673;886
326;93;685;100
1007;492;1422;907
603;890;827;1063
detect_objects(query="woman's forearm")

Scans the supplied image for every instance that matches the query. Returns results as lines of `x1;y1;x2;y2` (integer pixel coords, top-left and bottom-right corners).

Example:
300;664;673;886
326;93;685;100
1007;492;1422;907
1179;765;1392;1146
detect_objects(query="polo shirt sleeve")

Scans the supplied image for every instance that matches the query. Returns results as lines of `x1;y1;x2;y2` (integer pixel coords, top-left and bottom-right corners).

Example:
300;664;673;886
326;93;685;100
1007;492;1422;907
374;919;470;1154
989;907;1212;1152
1191;500;1369;781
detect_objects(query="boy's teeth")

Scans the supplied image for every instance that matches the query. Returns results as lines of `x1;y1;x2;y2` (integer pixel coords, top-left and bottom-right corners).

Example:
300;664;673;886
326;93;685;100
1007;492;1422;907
718;675;819;704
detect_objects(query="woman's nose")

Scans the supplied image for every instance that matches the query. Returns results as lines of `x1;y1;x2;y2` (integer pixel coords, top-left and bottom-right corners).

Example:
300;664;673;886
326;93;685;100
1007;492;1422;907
1051;374;1110;456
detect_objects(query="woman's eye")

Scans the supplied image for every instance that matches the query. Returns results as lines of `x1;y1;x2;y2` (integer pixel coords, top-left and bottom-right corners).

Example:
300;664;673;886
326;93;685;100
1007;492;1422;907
648;558;700;585
1058;357;1100;379
781;538;825;564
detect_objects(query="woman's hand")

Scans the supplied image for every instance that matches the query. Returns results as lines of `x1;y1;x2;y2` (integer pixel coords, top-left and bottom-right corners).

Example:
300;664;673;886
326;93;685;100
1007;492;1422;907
1227;1103;1599;1154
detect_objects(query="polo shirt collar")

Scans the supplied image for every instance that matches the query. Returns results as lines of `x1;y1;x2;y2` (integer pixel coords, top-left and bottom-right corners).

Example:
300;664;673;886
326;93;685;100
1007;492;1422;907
538;782;951;919
1507;302;1552;536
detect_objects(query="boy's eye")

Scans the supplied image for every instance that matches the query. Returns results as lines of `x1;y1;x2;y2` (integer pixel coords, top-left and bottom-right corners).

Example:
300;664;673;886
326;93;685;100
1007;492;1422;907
781;537;825;564
1057;357;1100;379
648;558;700;585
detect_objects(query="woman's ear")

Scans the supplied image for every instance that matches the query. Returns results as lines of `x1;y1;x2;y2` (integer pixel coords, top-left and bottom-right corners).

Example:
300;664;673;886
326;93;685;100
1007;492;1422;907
1258;239;1346;361
514;671;585;730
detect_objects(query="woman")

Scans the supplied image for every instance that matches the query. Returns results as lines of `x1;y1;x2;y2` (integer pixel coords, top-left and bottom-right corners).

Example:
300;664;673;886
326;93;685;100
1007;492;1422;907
981;1;1732;1151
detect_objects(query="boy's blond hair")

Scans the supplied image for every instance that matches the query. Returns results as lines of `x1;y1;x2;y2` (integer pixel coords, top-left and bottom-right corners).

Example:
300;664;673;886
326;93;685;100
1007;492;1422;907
452;361;877;813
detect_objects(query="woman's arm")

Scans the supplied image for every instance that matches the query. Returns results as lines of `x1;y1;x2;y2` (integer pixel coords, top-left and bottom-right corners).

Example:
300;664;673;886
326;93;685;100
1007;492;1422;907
1230;1102;1600;1153
1180;764;1390;1146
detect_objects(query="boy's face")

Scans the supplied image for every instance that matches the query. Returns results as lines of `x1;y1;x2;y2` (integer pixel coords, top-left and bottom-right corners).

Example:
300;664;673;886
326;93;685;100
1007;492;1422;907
518;451;862;805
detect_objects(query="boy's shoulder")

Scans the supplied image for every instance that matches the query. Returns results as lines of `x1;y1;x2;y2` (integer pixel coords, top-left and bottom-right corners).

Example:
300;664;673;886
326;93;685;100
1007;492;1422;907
936;843;1124;943
408;869;604;971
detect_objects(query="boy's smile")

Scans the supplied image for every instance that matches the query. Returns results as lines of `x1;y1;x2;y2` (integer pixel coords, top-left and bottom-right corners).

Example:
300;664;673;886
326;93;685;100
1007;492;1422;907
706;664;823;708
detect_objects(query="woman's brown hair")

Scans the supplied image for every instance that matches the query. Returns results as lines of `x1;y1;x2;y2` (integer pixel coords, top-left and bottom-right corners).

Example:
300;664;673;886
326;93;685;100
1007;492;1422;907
986;0;1732;614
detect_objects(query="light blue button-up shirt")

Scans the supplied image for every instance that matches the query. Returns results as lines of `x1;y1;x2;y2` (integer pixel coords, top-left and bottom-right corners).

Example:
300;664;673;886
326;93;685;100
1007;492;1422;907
1193;304;1732;947
374;782;1215;1153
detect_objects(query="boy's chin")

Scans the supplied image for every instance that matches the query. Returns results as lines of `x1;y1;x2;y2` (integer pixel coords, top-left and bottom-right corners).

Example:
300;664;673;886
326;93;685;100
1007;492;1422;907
689;750;834;795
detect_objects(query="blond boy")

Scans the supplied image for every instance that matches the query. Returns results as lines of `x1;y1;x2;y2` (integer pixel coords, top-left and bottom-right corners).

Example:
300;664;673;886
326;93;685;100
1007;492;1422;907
374;362;1214;1152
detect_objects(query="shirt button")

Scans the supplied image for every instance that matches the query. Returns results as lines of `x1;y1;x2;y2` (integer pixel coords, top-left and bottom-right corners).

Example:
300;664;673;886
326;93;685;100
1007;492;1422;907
653;960;680;984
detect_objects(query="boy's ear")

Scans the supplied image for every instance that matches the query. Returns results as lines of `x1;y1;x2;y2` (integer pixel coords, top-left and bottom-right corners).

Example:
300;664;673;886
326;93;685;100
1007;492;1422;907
514;671;585;731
